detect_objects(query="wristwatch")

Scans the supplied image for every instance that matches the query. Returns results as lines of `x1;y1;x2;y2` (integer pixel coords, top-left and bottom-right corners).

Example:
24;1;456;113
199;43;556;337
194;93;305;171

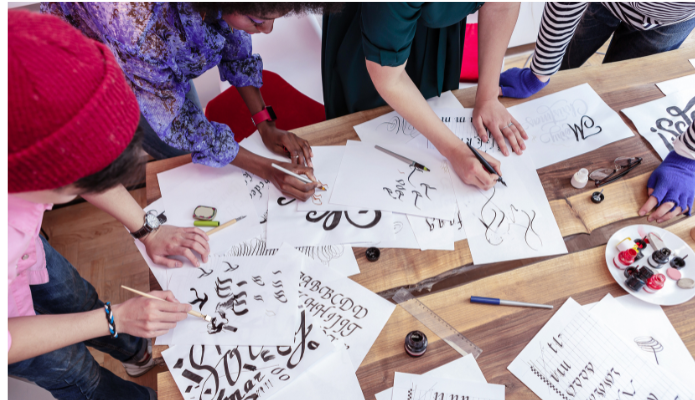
251;106;277;126
130;210;167;240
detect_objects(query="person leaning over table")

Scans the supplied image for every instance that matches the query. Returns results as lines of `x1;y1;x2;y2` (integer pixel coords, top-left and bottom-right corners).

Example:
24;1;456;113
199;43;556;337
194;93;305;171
43;2;343;201
495;2;695;223
322;2;525;190
8;12;207;399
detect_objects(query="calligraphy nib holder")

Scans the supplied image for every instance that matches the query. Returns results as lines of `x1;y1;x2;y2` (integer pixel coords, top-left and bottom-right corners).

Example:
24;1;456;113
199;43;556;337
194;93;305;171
497;177;507;187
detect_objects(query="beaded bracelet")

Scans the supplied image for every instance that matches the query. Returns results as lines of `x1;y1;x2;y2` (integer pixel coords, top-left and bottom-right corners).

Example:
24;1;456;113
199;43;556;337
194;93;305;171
104;302;118;338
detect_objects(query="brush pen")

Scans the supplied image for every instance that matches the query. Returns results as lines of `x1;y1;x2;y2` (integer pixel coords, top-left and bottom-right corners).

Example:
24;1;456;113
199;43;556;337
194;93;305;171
121;285;212;321
466;143;507;187
470;296;552;310
271;163;326;191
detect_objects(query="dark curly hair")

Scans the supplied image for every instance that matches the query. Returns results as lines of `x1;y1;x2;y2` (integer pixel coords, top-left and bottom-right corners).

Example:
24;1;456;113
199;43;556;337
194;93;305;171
189;3;344;17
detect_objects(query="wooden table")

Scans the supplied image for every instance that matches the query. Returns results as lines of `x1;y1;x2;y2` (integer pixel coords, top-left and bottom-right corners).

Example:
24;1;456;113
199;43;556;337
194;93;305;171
149;42;695;399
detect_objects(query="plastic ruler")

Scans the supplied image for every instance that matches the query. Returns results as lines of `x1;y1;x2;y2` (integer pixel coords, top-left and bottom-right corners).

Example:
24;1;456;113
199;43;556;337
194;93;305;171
393;288;483;359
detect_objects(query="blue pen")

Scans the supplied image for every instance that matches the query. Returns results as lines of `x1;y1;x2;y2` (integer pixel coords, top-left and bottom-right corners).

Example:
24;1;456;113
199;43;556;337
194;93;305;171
470;296;553;310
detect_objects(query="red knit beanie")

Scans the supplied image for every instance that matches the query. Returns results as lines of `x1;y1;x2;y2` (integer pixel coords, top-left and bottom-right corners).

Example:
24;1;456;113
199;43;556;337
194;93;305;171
8;10;140;193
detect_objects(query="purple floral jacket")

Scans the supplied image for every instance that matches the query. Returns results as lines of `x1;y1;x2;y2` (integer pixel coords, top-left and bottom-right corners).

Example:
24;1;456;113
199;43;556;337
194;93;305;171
42;2;263;167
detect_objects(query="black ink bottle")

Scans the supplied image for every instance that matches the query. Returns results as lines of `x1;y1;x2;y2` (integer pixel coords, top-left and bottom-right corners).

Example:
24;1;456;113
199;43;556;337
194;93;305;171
405;330;428;357
648;248;671;269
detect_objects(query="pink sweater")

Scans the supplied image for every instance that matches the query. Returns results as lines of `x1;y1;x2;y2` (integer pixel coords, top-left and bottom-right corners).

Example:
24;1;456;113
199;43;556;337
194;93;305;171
8;195;51;352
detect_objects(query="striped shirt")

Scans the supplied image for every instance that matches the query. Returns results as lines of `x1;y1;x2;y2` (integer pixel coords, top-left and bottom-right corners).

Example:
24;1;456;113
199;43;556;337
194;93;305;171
530;2;695;160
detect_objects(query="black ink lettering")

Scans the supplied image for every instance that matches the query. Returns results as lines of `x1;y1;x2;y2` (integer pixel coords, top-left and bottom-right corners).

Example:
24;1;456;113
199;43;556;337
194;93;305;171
189;288;209;310
344;210;382;228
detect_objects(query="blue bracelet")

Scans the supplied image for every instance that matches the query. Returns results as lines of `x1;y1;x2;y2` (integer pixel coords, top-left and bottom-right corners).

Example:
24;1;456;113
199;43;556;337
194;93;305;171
104;302;118;338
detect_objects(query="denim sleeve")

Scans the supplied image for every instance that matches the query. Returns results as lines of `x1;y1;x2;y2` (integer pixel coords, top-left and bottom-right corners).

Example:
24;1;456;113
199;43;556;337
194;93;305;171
218;27;263;88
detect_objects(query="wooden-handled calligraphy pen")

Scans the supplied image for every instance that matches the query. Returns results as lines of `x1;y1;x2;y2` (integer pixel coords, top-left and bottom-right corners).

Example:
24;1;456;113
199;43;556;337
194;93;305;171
375;145;430;171
206;215;246;236
121;285;212;322
466;143;507;187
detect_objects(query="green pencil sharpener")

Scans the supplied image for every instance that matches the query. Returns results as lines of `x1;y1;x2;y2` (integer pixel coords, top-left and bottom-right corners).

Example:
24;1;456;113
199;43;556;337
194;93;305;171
193;205;217;221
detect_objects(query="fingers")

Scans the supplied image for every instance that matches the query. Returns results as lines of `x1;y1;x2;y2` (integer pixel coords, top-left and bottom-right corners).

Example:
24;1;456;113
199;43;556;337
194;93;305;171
282;133;313;167
298;137;313;168
152;255;183;269
472;116;489;143
186;227;210;242
481;151;502;176
639;195;659;217
280;180;319;202
649;201;676;223
657;205;682;223
175;247;200;268
146;292;192;314
508;123;526;152
488;123;510;156
511;116;528;140
181;239;209;263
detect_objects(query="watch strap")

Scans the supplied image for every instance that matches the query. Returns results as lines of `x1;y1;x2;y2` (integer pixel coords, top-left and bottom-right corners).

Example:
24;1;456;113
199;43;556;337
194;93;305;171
251;106;276;126
130;211;166;240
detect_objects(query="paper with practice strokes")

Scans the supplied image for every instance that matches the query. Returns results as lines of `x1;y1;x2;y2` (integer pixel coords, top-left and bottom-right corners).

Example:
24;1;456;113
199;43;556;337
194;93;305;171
272;346;364;400
376;212;421;249
157;163;262;254
331;141;458;219
353;91;465;147
267;185;393;247
374;354;487;400
453;155;566;264
508;298;694;400
222;236;360;277
588;294;695;389
162;311;334;400
299;251;397;370
167;244;301;346
506;83;634;168
409;108;502;155
622;89;695;160
391;373;505;400
656;74;695;96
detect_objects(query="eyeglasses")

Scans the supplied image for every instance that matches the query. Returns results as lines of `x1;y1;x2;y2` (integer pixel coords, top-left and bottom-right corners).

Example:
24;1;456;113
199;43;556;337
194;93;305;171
589;157;642;187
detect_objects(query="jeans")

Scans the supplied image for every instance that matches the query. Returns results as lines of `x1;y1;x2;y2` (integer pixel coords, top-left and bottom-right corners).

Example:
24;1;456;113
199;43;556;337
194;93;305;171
560;3;695;70
141;80;202;160
8;236;155;400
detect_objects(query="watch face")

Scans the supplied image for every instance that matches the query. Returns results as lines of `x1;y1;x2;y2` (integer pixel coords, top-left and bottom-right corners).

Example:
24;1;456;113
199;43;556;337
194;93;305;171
146;213;161;229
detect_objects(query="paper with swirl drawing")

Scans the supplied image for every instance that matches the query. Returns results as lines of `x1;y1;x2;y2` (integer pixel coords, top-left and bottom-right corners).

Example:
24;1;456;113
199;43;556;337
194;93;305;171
506;83;634;169
391;373;505;400
168;244;301;346
454;155;566;264
622;88;695;160
266;185;394;248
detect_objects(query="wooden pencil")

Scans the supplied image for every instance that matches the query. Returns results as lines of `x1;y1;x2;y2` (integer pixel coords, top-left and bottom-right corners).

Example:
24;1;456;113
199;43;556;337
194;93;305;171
205;215;246;236
121;285;211;322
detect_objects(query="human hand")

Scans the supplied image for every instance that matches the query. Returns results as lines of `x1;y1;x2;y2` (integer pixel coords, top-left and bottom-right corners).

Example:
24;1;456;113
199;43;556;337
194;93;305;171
141;225;210;268
638;152;694;223
265;161;321;201
446;144;502;190
499;67;550;99
258;123;313;167
472;97;528;156
113;291;191;338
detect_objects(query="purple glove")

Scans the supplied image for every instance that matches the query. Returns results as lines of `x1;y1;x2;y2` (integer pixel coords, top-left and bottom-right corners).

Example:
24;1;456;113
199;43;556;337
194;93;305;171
647;151;695;216
499;68;549;99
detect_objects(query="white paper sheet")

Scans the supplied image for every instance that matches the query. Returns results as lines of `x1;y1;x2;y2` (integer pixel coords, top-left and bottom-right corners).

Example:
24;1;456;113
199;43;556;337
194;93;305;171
656;74;695;96
168;244;301;346
690;59;695;68
376;213;421;249
157;163;263;254
453;155;566;264
391;373;505;400
506;83;634;168
407;214;455;251
508;298;694;400
222;236;360;277
588;294;695;389
267;185;393;247
271;346;364;400
162;311;334;400
621;89;695;160
331;141;458;219
374;355;487;400
353;92;465;147
299;252;397;370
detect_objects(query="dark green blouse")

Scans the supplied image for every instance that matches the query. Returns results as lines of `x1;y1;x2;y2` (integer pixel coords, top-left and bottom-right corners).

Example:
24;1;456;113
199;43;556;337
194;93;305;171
322;2;484;120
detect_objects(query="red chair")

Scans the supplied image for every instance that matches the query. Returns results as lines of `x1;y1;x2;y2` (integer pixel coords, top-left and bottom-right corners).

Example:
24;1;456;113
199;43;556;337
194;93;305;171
205;70;326;143
460;23;479;83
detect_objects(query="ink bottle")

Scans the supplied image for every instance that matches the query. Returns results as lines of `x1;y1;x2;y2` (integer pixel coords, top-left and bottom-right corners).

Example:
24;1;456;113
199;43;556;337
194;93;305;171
648;248;671;269
613;248;637;270
625;275;646;292
638;266;654;282
634;238;648;250
404;330;428;357
670;256;686;270
624;266;639;279
643;273;666;294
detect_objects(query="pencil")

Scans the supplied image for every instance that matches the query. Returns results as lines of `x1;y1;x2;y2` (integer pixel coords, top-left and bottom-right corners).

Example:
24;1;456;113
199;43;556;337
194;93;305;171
121;285;212;322
271;163;326;191
206;215;246;236
466;143;507;187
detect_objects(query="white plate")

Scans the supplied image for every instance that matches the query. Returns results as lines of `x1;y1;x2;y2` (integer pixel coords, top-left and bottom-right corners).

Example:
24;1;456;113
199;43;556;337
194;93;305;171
605;224;695;306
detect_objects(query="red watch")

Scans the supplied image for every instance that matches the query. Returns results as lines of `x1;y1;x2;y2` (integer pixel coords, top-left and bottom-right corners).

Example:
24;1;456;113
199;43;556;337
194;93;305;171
251;106;277;126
